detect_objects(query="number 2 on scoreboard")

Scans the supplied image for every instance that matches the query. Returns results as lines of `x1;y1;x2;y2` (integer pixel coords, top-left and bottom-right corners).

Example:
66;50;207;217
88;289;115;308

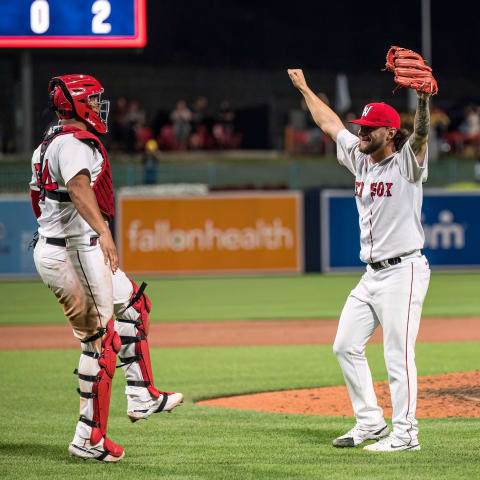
92;1;112;34
29;0;112;35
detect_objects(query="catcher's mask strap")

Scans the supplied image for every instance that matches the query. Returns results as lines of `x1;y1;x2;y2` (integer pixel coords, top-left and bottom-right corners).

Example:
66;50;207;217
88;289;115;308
49;82;76;118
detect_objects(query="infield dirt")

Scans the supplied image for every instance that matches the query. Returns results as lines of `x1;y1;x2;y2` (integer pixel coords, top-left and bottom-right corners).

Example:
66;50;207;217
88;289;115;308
2;317;479;418
1;316;479;350
199;370;480;418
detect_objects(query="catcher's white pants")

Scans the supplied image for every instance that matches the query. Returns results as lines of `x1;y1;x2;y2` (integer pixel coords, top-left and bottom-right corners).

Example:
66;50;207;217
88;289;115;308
34;235;150;438
34;235;115;339
33;235;136;339
333;253;430;445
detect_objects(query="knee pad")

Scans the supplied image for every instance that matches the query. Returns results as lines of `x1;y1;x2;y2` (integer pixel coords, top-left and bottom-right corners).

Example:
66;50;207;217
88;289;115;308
115;281;160;398
74;318;121;444
332;338;347;357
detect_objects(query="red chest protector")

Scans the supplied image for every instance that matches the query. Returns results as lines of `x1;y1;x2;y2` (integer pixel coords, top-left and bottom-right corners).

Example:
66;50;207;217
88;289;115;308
38;126;115;221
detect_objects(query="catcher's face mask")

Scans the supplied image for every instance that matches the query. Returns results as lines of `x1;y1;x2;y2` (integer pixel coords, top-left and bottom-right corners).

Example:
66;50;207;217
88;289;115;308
48;74;110;134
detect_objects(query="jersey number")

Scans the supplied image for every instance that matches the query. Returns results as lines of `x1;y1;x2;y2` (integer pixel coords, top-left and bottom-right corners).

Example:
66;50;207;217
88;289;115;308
35;159;58;196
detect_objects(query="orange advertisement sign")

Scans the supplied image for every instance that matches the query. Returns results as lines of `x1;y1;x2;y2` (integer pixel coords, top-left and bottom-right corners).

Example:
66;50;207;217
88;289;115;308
117;192;303;275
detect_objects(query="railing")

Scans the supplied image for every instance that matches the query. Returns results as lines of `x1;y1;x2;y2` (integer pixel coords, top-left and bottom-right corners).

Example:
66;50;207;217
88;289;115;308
2;155;479;193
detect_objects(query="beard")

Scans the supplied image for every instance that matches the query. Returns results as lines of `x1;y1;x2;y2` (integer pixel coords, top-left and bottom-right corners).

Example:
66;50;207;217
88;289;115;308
358;137;383;154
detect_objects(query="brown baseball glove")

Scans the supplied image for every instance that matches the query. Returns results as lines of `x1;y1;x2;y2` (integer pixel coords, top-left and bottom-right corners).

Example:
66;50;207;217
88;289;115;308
383;46;438;95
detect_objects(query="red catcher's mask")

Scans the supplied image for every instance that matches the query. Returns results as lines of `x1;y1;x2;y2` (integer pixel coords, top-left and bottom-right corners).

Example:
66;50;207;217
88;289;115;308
48;74;110;134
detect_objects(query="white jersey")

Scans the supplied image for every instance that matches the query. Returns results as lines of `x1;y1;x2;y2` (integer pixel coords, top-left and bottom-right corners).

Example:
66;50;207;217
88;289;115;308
336;129;428;263
30;127;105;239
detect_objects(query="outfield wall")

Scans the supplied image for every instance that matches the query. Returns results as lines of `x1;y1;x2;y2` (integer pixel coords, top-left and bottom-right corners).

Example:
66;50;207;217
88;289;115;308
1;190;480;277
2;157;479;193
117;192;304;275
0;195;37;276
320;190;480;272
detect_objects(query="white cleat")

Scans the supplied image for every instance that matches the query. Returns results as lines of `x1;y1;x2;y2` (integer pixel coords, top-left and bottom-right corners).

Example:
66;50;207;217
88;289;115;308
363;434;421;452
68;436;125;462
128;392;184;423
332;424;390;448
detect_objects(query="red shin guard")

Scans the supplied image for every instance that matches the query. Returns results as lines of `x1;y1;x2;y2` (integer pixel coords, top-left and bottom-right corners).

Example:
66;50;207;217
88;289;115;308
77;318;121;445
119;281;160;398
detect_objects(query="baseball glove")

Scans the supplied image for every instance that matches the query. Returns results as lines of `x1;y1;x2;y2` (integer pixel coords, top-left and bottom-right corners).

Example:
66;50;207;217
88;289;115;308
383;46;438;95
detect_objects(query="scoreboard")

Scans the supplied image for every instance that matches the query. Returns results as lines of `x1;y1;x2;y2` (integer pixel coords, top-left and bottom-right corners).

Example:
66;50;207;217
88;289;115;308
0;0;146;48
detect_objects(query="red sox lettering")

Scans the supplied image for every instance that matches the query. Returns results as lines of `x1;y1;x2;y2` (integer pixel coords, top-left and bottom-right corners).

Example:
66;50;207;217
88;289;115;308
355;182;364;197
355;181;393;198
370;182;393;198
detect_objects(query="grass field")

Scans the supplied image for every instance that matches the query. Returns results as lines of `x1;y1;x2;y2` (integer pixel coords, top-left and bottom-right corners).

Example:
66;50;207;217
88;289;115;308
1;273;479;479
1;344;480;479
1;272;480;326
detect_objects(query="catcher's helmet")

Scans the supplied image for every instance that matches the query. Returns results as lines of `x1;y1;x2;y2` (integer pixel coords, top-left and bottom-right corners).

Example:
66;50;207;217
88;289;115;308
48;74;110;134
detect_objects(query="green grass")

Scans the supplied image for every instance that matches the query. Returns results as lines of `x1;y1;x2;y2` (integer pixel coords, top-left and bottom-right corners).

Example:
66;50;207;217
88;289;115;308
1;272;479;478
1;343;480;479
1;272;479;326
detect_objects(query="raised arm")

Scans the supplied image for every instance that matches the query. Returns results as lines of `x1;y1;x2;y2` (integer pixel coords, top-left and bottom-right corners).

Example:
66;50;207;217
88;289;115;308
287;69;345;142
409;91;431;166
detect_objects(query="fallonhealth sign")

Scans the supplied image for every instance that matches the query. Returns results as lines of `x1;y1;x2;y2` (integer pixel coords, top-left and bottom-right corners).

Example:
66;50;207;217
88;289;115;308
117;192;304;275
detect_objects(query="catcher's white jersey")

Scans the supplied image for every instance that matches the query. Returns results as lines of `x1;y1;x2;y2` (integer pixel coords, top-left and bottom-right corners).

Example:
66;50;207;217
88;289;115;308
30;128;105;239
336;129;428;263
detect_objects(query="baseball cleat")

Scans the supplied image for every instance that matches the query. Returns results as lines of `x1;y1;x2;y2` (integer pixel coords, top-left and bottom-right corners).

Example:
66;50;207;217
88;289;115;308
128;392;184;422
332;424;389;448
363;435;420;452
68;436;124;462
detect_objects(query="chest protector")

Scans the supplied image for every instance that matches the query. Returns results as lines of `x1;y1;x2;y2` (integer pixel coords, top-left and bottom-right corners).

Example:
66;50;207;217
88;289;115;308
38;126;115;221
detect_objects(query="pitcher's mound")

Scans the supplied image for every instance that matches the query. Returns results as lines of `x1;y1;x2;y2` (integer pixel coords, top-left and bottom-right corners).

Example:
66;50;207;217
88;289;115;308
198;370;480;418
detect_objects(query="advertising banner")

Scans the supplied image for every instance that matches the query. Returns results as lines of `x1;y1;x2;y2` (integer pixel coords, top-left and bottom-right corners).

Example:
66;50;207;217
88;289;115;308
0;196;38;276
118;192;303;275
321;190;480;272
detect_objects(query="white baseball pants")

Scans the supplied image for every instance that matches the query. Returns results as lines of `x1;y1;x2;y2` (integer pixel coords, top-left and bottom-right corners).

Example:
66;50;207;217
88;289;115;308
333;253;430;445
33;234;153;389
34;235;136;338
33;235;114;339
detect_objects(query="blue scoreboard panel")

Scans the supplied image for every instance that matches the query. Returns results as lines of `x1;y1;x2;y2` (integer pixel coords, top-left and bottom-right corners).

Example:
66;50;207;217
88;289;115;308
0;0;146;47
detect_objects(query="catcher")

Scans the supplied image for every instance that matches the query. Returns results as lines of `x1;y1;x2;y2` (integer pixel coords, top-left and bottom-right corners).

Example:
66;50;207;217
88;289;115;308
288;46;436;452
29;74;183;462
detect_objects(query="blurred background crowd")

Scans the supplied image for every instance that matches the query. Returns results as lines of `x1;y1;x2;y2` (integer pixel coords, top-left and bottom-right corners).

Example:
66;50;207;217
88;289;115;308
0;0;479;191
106;96;242;154
2;92;479;161
286;93;480;161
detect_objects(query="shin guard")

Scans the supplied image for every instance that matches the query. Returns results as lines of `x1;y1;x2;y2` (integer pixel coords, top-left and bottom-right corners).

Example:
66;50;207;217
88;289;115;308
115;281;160;398
75;318;121;445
